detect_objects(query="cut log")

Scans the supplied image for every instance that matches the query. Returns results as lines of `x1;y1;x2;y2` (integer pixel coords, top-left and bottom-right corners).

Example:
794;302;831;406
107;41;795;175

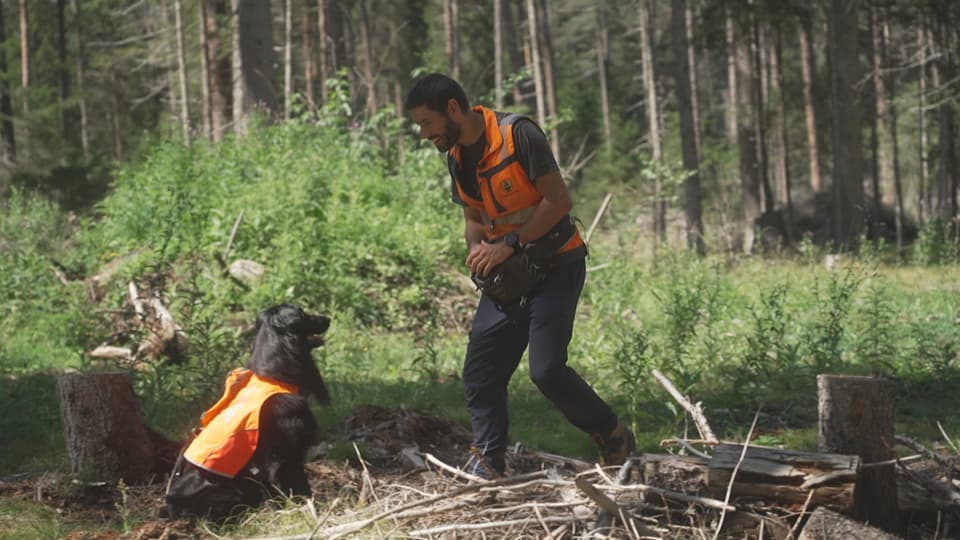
818;374;900;531
798;507;901;540
707;444;859;510
638;453;709;495
57;371;156;484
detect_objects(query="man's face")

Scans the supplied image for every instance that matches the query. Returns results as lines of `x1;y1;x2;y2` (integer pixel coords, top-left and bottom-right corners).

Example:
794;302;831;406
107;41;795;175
409;103;461;153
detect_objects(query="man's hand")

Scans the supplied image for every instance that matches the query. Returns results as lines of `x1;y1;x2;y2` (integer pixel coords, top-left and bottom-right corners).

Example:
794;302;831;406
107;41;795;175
466;241;514;278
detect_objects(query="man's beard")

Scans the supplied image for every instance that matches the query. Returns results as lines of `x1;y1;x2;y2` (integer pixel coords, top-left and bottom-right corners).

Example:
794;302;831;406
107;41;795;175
433;115;461;152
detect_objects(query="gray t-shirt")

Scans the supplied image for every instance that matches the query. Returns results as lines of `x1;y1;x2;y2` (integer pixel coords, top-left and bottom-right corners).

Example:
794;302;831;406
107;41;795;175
448;116;559;206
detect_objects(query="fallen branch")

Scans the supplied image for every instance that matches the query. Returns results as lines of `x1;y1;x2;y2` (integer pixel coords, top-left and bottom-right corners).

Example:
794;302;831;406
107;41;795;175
712;409;760;540
423;452;486;484
586;192;613;243
896;435;959;474
408;516;572;537
652;369;718;443
896;458;960;508
603;483;735;512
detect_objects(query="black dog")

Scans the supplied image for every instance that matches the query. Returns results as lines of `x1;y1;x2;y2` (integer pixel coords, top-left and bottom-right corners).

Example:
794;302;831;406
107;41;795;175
163;304;330;520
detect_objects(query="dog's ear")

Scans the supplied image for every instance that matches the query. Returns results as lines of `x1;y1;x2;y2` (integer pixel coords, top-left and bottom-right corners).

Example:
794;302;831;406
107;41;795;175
268;304;306;334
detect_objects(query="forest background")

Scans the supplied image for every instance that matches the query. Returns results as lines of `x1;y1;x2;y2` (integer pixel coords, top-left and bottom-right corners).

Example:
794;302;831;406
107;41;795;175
1;0;960;534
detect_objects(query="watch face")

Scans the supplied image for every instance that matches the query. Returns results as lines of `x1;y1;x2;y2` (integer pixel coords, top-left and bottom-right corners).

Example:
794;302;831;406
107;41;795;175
506;232;519;246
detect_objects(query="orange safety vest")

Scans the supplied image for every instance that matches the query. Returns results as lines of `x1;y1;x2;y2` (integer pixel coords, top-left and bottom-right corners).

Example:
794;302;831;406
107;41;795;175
183;368;299;478
449;106;584;255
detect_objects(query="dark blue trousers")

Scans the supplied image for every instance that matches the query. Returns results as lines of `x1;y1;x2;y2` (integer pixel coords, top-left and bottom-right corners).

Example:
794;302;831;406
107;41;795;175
462;258;618;467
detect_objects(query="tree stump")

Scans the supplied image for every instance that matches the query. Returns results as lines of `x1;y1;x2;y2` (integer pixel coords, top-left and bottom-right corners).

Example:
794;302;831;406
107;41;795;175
708;444;859;510
57;371;156;484
798;507;901;540
818;374;900;532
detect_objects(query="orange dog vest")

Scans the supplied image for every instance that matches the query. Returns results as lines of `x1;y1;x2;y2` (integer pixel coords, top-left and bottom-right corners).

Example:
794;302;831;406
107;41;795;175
183;368;299;478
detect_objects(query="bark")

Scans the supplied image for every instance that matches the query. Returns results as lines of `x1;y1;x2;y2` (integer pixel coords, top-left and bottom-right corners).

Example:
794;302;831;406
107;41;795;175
595;3;610;153
708;444;859;510
358;0;376;116
771;26;792;241
0;1;16;163
883;16;904;255
504;1;524;106
724;10;737;144
638;0;664;243
751;17;773;213
799;507;902;540
536;0;560;162
494;0;503;109
318;0;329;105
818;374;900;533
206;0;231;141
918;24;928;224
284;0;293;120
685;1;700;155
303;0;315;110
57;372;156;484
232;0;277;135
57;0;69;138
799;17;822;192
443;0;460;81
109;70;124;161
870;10;893;215
939;104;958;222
173;0;191;142
736;18;761;254
70;0;88;160
19;0;29;151
199;0;212;139
828;0;865;250
671;0;704;255
526;0;545;127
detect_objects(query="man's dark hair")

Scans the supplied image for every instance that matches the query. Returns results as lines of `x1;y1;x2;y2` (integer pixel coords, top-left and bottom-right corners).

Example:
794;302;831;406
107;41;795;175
405;73;470;113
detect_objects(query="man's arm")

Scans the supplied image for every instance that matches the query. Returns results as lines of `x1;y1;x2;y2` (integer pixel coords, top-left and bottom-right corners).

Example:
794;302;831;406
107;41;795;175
513;170;572;244
463;205;487;249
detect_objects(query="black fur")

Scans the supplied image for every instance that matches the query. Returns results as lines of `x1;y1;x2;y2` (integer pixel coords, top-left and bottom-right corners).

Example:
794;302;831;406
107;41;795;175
163;304;330;521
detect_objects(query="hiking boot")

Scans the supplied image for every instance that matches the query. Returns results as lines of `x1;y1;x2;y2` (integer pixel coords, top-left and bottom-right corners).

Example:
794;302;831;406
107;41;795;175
464;447;505;480
591;420;636;466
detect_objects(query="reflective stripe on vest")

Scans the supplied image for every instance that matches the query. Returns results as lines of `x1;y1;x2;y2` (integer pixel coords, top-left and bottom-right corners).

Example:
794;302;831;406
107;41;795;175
183;368;299;478
451;106;584;255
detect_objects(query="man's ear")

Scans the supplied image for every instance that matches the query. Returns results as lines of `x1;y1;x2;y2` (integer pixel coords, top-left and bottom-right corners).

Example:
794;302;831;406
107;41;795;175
447;98;461;118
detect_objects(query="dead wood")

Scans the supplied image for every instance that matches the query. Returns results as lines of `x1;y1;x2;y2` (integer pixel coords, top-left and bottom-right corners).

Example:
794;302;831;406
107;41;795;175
652;369;718;443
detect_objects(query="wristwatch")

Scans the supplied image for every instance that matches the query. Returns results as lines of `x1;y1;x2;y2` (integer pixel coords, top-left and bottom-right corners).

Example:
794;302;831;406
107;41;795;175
504;232;521;254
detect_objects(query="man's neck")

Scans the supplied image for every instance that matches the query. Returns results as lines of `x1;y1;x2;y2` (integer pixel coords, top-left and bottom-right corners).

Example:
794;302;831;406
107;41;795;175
459;109;486;147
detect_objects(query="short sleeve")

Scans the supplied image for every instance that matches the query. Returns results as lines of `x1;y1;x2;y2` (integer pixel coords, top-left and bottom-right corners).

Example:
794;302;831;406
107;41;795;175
511;119;560;182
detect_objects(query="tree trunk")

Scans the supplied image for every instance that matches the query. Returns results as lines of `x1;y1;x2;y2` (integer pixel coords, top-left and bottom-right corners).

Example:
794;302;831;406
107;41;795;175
232;0;277;135
526;0;545;128
708;444;859;510
109;70;124;161
671;0;704;255
443;0;460;81
771;25;792;242
799;17;822;193
736;19;761;254
302;0;315;110
536;0;560;162
494;0;503;109
173;0;191;143
357;0;376;116
284;0;293;120
871;10;895;216
917;23;928;225
204;0;230;141
724;10;737;144
883;15;904;256
57;372;156;484
638;0;664;244
751;17;773;213
595;3;610;153
70;0;88;160
939;104;958;223
684;0;700;155
318;0;329;105
18;0;29;154
57;0;69;139
199;0;213;139
799;507;901;540
0;1;16;163
504;1;524;107
828;0;865;250
818;374;900;533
